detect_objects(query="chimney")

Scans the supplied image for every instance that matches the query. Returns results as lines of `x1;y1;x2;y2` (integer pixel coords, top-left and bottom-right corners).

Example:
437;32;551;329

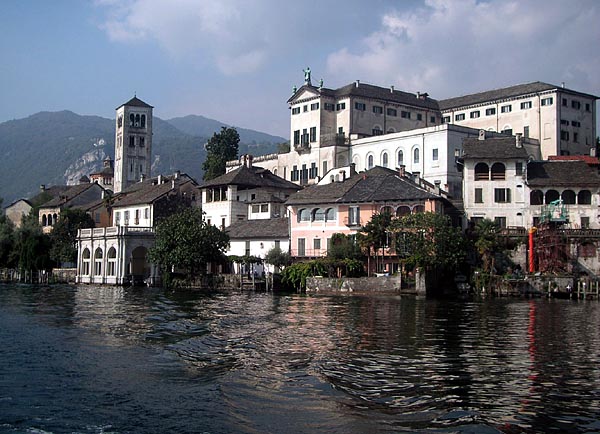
171;179;175;189
434;180;441;195
413;171;420;184
390;85;394;93
478;129;486;140
247;155;253;168
515;133;523;148
417;91;421;99
350;163;357;175
355;80;360;87
40;184;46;192
157;174;162;185
140;174;145;182
398;165;406;177
174;170;180;179
590;147;597;157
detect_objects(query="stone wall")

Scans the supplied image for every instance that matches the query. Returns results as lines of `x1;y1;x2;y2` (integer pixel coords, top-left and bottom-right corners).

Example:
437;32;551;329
306;275;410;294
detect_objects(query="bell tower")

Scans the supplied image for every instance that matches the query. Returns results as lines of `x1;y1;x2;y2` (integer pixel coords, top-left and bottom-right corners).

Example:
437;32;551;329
114;96;153;193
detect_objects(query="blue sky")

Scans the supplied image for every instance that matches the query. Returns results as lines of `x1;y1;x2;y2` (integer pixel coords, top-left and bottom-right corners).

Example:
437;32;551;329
2;0;599;137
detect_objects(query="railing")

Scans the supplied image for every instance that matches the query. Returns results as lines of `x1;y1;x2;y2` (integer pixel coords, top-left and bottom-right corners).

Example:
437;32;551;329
78;226;154;238
290;248;327;258
343;217;361;227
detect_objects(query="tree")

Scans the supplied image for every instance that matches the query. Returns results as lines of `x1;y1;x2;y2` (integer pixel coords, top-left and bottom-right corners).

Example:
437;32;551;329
149;207;229;284
327;233;363;260
390;212;466;271
357;211;392;274
202;127;240;181
473;218;502;273
49;208;95;266
13;214;53;275
264;246;292;272
0;198;16;267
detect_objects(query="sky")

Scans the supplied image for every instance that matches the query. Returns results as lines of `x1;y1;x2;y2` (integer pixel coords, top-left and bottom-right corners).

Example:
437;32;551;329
2;0;600;138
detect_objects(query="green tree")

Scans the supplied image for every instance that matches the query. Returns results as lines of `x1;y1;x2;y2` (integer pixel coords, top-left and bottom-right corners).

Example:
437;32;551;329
264;246;292;272
357;211;392;273
49;208;95;266
327;233;363;260
0;198;16;267
13;214;53;275
391;212;466;271
202;127;240;181
473;218;502;273
149;207;230;284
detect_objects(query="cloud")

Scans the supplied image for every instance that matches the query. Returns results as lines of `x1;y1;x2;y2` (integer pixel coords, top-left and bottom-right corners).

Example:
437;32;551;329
96;0;269;75
326;0;600;98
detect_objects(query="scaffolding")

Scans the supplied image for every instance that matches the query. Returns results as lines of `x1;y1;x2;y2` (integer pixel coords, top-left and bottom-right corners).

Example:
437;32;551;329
534;200;570;274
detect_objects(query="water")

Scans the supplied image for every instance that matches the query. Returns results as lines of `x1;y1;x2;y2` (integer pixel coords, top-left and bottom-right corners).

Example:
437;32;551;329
1;285;599;433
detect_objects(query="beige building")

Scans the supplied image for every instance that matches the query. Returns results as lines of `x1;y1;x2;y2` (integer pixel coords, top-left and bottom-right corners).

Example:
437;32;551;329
439;82;598;159
114;96;153;193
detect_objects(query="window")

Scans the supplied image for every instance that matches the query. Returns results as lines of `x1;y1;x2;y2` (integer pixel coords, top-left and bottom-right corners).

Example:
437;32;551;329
336;102;346;111
291;165;299;182
292;107;300;115
355;102;366;111
574;132;579;143
560;119;569;125
581;217;590;229
297;238;306;256
310;103;319;110
523;126;529;138
293;130;300;145
322;161;328;175
260;204;269;213
314;238;321;250
94;248;103;276
367;154;374;169
561;130;569;141
129;136;135;147
107;247;117;276
562;98;568;106
430;116;436;123
82;248;91;276
474;188;483;203
494;188;511;203
124;210;129;225
572;121;581;127
387;108;397;116
491;163;506;180
298;208;310;222
417;113;423;121
372;127;383;136
432;148;438;161
139;137;145;147
586;103;591;112
245;240;251;256
455;113;465;121
115;211;121;225
324;103;335;111
325;208;336;221
309;162;317;179
401;111;411;119
501;104;512;113
502;128;513;136
470;110;480;119
578;190;592;204
303;105;308;112
516;162;523;175
382;152;388;167
373;105;383;114
397;150;404;166
443;116;451;123
310;127;317;142
541;97;553;106
521;101;532;110
302;129;309;145
572;100;581;109
494;217;507;228
144;207;149;219
349;206;360;225
486;107;496;116
413;148;420;164
252;204;260;213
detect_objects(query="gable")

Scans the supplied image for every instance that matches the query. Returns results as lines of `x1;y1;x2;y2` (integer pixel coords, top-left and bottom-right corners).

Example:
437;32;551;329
288;86;321;104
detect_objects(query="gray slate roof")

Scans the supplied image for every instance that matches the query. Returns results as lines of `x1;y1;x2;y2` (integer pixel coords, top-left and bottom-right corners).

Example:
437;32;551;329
117;96;154;109
286;166;437;206
439;81;598;110
462;137;530;159
113;174;198;208
40;183;101;208
290;82;439;110
226;218;289;239
200;165;301;191
527;161;600;188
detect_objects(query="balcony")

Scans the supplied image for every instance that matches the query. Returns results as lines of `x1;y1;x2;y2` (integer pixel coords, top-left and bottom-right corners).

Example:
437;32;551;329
344;217;361;227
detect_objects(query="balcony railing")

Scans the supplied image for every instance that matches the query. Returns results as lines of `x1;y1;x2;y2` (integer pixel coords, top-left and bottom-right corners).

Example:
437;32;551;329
343;217;361;227
290;248;327;258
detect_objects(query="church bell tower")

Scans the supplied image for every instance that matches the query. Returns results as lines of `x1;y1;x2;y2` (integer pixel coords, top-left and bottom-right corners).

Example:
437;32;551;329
114;96;153;193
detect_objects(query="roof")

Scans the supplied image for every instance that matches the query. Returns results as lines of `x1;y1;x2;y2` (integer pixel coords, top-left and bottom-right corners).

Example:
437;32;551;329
90;166;114;177
113;174;198;208
117;96;154;110
462;137;531;159
289;82;439;110
40;183;101;208
439;81;598;110
246;192;286;204
286;166;438;206
226;218;289;240
527;161;600;187
548;155;600;165
27;185;70;208
200;165;301;191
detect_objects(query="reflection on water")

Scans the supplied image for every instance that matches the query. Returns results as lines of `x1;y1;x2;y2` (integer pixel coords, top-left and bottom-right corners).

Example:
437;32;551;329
1;284;599;433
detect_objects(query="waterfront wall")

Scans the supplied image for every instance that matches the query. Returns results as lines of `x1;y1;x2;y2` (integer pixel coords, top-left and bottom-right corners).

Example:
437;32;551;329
306;275;409;294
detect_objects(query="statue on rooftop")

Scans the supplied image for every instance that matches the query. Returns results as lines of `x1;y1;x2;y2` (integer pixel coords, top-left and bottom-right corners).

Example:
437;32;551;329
303;67;311;85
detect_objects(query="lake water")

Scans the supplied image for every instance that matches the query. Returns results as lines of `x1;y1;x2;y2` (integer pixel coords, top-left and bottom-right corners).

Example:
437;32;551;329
1;284;599;433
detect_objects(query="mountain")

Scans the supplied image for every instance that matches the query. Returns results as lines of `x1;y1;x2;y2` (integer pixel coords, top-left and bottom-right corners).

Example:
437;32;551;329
166;114;286;155
0;111;287;205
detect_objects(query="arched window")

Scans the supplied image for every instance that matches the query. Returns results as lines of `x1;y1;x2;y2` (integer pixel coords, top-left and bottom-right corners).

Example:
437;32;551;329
298;209;311;222
387;128;396;134
325;208;336;221
413;148;420;164
42;214;47;226
545;190;560;203
474;163;489;181
82;248;91;276
413;205;425;214
578;190;592;205
367;154;374;169
312;208;325;221
129;113;135;127
141;114;146;128
380;206;393;215
397;150;404;166
353;155;361;171
562;190;576;205
491;163;506;180
382;152;389;167
396;206;411;217
94;248;103;276
107;247;117;277
135;114;140;127
530;190;544;205
52;214;58;225
273;169;277;176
